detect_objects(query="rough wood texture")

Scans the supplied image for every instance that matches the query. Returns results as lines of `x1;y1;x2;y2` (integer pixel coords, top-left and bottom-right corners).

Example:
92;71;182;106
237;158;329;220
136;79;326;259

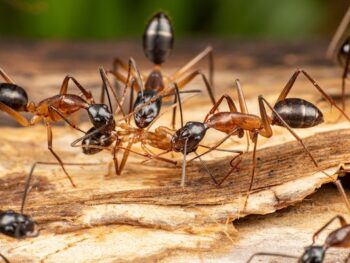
0;40;350;262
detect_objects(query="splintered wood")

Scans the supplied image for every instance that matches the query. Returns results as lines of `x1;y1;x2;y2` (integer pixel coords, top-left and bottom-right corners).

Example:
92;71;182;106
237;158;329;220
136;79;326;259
0;40;350;262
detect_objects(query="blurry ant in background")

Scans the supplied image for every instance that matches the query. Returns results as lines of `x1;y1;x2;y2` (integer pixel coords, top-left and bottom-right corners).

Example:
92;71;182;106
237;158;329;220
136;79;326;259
327;4;350;111
0;68;119;187
107;11;216;129
247;190;350;263
172;69;350;198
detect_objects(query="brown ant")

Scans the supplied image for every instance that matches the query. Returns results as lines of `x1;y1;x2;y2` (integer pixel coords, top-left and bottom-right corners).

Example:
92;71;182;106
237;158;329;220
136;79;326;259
247;214;350;263
172;69;350;194
327;5;350;111
0;68;118;187
108;11;215;129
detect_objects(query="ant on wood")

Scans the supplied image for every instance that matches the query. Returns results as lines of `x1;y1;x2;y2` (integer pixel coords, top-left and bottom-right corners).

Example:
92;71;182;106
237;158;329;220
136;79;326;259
107;11;216;129
0;68;118;187
247;211;350;262
171;69;350;196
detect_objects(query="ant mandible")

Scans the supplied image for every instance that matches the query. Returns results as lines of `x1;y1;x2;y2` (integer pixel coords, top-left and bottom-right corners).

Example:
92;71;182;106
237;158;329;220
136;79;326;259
108;11;216;129
327;4;350;111
172;69;350;194
0;68;116;187
247;214;350;263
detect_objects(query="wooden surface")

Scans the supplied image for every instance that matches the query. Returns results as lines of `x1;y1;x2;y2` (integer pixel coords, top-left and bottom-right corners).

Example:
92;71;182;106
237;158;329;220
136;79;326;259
0;40;350;262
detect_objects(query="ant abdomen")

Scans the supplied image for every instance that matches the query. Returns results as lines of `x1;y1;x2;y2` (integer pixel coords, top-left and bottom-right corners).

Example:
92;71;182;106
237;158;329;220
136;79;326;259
338;38;350;68
82;127;114;155
0;83;28;111
143;12;174;65
272;98;324;128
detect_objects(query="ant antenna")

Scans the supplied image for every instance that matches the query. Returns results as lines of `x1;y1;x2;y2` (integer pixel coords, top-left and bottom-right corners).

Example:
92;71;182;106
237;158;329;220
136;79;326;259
99;67;126;117
194;152;218;185
125;58;144;97
247;252;298;263
173;82;184;128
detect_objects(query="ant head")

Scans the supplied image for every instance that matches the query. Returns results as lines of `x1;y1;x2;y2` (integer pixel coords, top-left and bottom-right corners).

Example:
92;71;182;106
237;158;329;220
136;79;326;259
171;121;208;154
143;11;174;65
0;83;28;111
82;127;114;155
87;104;115;132
0;210;35;238
299;246;325;263
338;37;350;67
133;90;162;128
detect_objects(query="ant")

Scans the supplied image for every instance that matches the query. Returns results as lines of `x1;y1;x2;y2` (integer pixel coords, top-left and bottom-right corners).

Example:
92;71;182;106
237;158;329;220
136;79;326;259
108;11;216;129
327;5;350;111
0;68;117;187
0;162;40;239
171;69;350;194
247;214;350;263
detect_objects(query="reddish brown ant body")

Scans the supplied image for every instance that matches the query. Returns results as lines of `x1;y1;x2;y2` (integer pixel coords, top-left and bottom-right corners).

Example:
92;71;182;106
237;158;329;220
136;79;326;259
108;11;215;129
247;215;350;263
0;68;116;187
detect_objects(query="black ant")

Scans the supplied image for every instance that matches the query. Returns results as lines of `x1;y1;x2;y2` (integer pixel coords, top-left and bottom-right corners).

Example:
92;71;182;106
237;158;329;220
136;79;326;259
327;5;350;111
171;69;350;196
108;11;216;129
247;214;350;263
0;68;117;187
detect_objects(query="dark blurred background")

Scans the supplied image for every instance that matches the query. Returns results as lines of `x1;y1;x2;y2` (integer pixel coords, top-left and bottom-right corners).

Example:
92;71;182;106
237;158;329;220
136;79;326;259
0;0;348;40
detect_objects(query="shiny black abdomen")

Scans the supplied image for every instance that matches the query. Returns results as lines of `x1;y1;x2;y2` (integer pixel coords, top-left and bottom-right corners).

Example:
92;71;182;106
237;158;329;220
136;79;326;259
143;12;174;65
272;98;324;128
338;37;350;68
82;127;114;155
0;83;28;111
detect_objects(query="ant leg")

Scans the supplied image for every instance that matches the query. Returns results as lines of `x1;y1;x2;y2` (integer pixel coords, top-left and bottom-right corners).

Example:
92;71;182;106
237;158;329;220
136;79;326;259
172;46;214;88
247;252;298;263
174;70;215;105
194;151;218;185
21;161;101;213
0;102;30;126
112;57;147;80
0;253;10;263
46;122;76;187
59;75;93;102
140;144;174;165
259;96;318;167
341;51;350;111
217;151;243;186
243;132;259;210
312;215;347;244
203;94;238;122
49;106;85;133
190;127;241;161
277;69;350;122
117;140;132;175
0;68;15;84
